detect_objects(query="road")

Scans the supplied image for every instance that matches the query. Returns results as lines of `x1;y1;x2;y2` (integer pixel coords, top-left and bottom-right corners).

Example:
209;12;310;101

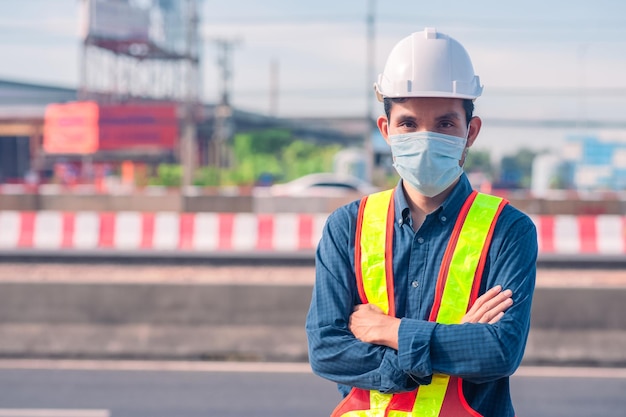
0;360;625;417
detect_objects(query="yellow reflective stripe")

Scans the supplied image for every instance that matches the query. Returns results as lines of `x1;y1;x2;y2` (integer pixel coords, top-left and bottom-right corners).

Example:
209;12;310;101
410;374;450;416
359;189;394;315
437;193;503;324
341;391;393;417
411;193;503;414
370;390;394;412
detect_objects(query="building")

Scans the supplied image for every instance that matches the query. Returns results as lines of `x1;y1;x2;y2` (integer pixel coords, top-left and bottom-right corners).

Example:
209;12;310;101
563;134;626;191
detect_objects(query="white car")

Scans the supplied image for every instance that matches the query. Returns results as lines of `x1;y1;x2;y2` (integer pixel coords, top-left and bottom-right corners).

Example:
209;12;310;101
262;173;379;197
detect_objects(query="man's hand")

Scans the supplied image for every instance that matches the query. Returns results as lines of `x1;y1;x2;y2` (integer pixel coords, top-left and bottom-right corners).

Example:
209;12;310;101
461;285;513;324
349;304;400;350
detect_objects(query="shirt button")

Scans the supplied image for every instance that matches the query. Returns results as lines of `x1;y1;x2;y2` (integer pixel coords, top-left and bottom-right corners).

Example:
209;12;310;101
441;216;447;222
417;237;424;244
411;281;419;288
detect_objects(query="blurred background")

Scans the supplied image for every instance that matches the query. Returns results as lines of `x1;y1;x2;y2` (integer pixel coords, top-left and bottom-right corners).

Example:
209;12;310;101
0;0;625;197
0;1;625;416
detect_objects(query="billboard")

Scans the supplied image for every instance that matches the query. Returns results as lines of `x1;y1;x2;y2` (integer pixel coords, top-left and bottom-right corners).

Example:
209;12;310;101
44;102;100;154
82;0;191;56
98;104;178;150
83;0;150;43
44;101;178;154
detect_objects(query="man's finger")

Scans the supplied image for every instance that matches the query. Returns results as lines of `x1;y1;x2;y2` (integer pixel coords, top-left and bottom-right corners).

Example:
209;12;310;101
475;289;512;314
478;297;513;323
471;285;502;310
488;311;505;325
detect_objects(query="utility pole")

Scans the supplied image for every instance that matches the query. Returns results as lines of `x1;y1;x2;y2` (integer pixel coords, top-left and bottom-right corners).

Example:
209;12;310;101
364;0;376;182
181;0;200;188
210;38;240;172
269;58;279;116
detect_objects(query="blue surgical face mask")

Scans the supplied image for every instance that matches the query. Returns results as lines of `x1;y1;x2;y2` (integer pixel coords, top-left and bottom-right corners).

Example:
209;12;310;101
388;131;468;197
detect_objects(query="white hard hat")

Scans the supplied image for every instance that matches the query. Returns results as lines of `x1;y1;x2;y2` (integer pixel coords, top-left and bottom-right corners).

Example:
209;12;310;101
374;27;483;102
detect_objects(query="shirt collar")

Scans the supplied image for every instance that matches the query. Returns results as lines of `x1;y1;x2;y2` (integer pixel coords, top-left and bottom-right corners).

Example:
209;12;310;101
393;179;412;227
393;173;474;228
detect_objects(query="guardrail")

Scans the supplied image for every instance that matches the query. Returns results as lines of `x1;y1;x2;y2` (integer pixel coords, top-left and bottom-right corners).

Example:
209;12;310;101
0;211;624;260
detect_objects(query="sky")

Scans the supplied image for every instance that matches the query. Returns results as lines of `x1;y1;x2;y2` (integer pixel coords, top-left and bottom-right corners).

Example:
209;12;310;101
1;0;626;159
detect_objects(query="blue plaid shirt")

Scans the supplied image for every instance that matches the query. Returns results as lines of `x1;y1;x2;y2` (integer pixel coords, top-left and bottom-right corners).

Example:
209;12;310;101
306;174;537;417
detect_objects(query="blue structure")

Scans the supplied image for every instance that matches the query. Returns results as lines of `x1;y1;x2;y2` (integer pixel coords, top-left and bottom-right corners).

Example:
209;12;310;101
564;135;626;191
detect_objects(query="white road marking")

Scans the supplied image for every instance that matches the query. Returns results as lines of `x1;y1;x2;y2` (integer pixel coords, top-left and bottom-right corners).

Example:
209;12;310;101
0;410;109;417
513;365;626;379
0;359;312;374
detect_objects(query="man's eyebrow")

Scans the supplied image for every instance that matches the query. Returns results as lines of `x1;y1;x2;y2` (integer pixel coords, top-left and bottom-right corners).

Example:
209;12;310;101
435;112;462;121
395;114;417;123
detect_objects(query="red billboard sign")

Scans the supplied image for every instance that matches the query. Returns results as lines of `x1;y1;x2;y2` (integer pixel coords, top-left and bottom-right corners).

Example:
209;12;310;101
43;101;99;154
44;101;179;154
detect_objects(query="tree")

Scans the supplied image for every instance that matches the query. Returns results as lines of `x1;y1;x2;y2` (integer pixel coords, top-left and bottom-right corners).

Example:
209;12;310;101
150;129;345;187
464;148;493;178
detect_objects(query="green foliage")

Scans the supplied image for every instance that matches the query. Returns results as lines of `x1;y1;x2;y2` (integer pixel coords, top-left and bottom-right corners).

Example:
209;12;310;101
236;129;292;155
464;148;494;178
193;166;221;187
282;140;341;179
149;164;182;187
171;129;343;187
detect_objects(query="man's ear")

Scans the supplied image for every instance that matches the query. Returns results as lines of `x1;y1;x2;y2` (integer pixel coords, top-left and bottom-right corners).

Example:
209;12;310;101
466;116;482;148
377;115;390;144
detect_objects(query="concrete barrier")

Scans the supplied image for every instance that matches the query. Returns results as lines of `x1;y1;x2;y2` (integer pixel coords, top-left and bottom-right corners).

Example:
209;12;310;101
524;287;626;366
0;280;623;365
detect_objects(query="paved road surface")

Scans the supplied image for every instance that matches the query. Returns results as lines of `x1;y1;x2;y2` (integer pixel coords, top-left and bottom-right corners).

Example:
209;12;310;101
0;360;625;417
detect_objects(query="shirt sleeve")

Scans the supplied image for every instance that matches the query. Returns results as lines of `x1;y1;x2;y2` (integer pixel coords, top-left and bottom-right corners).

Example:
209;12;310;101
397;210;538;383
306;207;426;393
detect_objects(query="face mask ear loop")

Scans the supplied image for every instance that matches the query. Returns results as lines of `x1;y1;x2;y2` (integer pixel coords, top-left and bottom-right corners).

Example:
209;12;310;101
461;121;472;167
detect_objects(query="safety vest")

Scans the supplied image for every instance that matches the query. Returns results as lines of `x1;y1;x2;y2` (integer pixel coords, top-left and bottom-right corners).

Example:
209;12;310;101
331;189;508;417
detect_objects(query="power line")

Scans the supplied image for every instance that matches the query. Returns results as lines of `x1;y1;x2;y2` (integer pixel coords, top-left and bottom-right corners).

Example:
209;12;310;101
201;14;626;28
227;87;626;99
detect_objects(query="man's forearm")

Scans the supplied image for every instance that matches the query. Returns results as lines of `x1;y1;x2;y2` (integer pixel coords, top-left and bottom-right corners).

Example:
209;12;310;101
397;314;530;383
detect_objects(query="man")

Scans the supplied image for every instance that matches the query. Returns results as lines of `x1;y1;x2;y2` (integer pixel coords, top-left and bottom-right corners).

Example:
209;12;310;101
306;28;537;417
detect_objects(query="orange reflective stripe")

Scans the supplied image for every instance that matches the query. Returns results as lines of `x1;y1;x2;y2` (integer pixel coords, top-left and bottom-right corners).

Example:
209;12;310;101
337;390;393;417
357;189;395;315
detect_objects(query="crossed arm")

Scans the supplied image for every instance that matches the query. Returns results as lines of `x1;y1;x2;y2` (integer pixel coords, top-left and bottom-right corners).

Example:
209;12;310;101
349;285;514;350
306;208;537;392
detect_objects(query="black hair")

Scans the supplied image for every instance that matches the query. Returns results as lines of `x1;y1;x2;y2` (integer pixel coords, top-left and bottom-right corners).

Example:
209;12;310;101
383;97;475;126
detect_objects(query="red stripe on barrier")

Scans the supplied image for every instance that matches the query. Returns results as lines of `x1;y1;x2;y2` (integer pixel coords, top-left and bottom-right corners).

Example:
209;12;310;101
298;215;314;250
179;213;195;250
538;216;555;253
61;212;75;248
257;215;274;250
140;213;155;249
17;212;35;248
578;216;598;253
218;213;234;250
98;212;116;248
